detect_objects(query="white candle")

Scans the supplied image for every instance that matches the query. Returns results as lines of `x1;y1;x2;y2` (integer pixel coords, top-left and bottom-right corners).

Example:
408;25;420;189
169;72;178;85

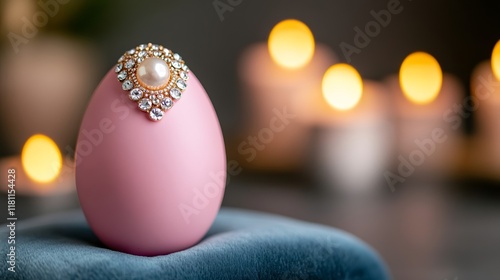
306;63;392;194
238;19;336;171
386;52;464;186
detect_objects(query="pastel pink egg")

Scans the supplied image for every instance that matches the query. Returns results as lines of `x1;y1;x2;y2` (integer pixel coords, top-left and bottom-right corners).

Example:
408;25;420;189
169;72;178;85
75;69;226;256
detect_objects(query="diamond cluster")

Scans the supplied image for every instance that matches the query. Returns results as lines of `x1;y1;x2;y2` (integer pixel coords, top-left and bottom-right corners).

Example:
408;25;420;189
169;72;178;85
115;43;190;121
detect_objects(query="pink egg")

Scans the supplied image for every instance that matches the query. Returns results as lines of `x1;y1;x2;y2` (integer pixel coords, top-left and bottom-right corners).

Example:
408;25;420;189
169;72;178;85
75;69;226;256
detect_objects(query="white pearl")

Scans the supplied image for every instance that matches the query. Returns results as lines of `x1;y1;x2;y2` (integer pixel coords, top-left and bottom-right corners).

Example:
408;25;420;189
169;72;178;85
136;57;170;90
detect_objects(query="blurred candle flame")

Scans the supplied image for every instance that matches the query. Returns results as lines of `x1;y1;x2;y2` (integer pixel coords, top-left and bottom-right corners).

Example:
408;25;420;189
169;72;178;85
21;134;62;184
322;63;363;111
268;19;315;69
492;40;500;81
399;52;443;105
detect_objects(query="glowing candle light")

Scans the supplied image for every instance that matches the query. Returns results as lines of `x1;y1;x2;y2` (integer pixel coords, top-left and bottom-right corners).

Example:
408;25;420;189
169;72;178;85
22;134;62;184
399;52;443;105
322;63;363;111
268;19;315;69
492;40;500;80
0;134;74;196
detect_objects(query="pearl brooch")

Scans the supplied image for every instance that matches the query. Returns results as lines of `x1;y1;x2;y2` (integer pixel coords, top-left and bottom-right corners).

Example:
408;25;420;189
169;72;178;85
115;43;189;121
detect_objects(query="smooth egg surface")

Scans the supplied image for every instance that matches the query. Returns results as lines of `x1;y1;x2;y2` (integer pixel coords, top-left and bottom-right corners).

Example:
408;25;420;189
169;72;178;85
76;69;226;256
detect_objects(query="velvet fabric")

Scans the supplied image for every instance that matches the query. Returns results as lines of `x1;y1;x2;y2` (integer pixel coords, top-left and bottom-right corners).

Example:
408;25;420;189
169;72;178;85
0;208;390;280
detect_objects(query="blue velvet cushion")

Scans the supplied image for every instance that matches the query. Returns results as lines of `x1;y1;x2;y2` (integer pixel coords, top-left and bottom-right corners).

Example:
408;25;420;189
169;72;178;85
0;208;389;280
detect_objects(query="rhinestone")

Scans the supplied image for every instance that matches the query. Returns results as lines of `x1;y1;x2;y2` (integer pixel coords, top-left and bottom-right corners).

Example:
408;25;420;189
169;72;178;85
138;98;152;111
170;88;182;100
117;70;127;81
151;44;159;50
182;64;189;71
138;44;147;50
176;79;187;90
152;97;160;105
180;71;188;80
153;51;160;56
149;108;164;121
173;53;181;60
128;49;136;55
138;51;146;57
163;49;170;55
122;80;133;90
158;94;164;99
172;60;182;69
125;59;135;69
115;63;123;73
129;88;143;101
161;97;173;110
137;57;144;63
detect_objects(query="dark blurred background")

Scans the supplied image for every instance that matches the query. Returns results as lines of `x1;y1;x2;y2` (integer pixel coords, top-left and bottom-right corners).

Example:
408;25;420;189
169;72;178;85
1;0;500;279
